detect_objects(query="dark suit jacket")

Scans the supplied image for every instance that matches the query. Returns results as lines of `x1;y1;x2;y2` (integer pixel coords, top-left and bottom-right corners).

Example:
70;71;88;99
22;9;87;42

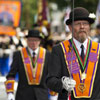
6;47;50;100
46;40;100;100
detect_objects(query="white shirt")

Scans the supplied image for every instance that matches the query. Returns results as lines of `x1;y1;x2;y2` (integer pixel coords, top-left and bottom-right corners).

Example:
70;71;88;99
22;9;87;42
28;47;39;57
73;38;88;55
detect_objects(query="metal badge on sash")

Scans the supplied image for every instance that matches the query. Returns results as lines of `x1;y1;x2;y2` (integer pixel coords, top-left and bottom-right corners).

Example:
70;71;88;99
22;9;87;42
78;83;86;93
78;73;86;93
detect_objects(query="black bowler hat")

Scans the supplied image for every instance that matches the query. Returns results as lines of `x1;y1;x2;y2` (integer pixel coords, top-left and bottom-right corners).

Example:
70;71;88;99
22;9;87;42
66;7;95;25
26;29;44;39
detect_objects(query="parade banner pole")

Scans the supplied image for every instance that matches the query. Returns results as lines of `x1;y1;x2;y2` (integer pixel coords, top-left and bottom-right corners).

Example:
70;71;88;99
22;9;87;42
68;0;74;100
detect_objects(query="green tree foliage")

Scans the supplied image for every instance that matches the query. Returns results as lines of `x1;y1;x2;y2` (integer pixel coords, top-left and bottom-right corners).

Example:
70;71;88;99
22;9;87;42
20;0;99;28
49;0;99;13
20;0;37;28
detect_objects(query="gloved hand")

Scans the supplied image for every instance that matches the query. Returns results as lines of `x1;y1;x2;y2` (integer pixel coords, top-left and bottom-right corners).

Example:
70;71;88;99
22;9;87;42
7;93;15;100
49;95;58;100
61;76;76;91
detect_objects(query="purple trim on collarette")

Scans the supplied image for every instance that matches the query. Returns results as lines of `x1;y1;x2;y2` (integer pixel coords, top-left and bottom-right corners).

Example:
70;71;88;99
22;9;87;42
7;83;13;89
71;75;77;96
66;52;76;61
88;44;99;96
24;58;34;78
82;61;88;83
24;58;30;63
97;43;99;51
85;61;88;73
79;73;82;82
73;71;82;96
88;62;96;96
22;49;34;81
83;41;92;83
88;53;98;62
74;88;77;96
62;41;80;74
67;52;80;74
88;42;98;62
83;60;89;83
37;58;43;63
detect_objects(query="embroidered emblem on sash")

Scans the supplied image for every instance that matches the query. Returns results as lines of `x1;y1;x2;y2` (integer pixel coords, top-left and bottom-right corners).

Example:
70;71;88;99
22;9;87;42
5;79;15;93
21;47;46;85
60;40;100;98
78;83;86;93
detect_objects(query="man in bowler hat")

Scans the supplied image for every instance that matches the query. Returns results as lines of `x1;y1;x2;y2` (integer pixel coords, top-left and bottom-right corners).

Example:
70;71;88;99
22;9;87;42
46;7;100;100
5;29;50;100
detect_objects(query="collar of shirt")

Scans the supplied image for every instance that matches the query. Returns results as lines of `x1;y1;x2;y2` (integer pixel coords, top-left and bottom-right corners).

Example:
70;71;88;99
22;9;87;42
73;38;88;55
28;47;39;57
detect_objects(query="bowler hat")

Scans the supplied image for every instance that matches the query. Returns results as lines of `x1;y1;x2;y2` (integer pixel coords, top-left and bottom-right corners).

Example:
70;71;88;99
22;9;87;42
26;29;44;39
66;7;94;25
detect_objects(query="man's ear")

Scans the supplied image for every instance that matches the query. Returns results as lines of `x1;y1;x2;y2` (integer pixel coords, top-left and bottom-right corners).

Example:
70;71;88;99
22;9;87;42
68;25;72;32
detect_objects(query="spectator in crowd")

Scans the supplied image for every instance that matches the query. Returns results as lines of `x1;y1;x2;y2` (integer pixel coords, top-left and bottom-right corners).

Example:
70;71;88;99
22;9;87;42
92;24;100;43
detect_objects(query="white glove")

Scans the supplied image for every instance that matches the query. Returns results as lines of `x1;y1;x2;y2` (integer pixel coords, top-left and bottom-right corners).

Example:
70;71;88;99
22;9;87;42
49;95;58;100
61;76;76;91
7;93;15;100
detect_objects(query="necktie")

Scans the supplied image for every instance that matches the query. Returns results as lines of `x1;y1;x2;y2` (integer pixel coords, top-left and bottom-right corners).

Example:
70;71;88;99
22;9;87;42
80;45;84;61
32;52;36;63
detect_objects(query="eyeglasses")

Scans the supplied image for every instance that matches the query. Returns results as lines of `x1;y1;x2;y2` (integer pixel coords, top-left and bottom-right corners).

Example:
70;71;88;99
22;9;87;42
74;22;89;27
27;38;40;42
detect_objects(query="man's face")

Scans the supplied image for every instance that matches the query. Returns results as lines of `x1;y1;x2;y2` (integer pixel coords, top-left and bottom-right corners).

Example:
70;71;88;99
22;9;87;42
27;37;41;50
69;20;90;43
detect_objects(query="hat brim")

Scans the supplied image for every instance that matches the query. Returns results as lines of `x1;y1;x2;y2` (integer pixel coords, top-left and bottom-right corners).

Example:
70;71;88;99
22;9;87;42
66;17;94;25
25;35;42;39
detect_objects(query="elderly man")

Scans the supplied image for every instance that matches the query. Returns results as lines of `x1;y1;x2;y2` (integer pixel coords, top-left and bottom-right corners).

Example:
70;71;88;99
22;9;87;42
46;7;100;100
5;29;50;100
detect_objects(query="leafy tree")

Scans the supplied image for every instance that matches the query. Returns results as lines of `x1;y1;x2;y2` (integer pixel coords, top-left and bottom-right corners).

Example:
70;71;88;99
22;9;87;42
20;0;99;28
49;0;99;13
20;0;37;28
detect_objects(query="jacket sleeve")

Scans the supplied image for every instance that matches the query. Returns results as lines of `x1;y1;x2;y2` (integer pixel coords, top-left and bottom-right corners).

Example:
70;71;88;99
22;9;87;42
5;51;20;93
6;51;20;79
46;44;63;93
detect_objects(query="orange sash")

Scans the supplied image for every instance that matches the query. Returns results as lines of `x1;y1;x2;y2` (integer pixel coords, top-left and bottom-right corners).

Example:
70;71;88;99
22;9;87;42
61;40;100;98
21;47;46;85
